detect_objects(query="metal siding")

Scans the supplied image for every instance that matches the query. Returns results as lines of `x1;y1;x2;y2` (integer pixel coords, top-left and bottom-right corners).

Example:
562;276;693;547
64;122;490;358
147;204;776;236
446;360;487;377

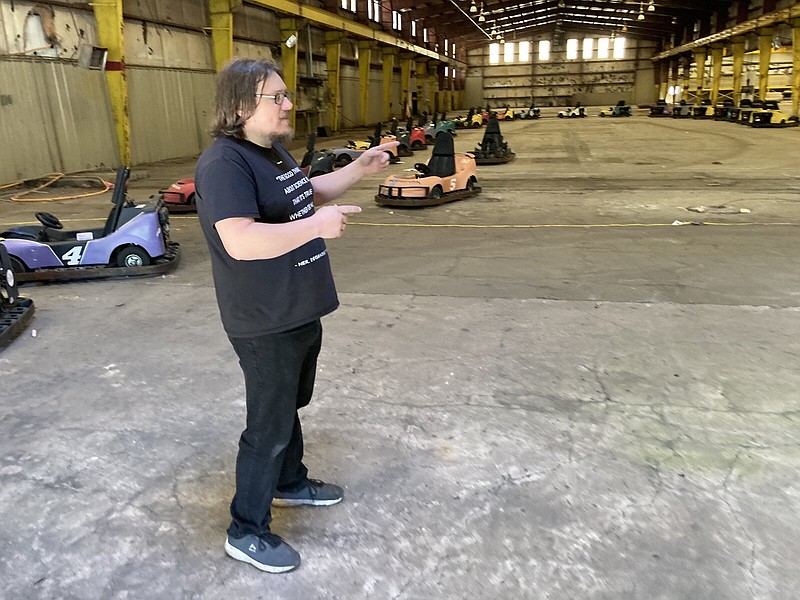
128;67;214;165
0;59;117;184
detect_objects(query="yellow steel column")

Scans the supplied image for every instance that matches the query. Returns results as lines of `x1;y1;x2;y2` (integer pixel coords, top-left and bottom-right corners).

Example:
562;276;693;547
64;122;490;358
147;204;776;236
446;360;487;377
382;47;396;122
793;20;800;117
758;27;774;100
657;60;668;100
416;59;428;116
428;63;439;114
325;31;344;132
208;0;235;72
400;53;412;118
731;37;745;105
280;18;300;132
681;55;691;103
358;41;373;126
92;0;129;166
693;48;707;103
710;45;724;104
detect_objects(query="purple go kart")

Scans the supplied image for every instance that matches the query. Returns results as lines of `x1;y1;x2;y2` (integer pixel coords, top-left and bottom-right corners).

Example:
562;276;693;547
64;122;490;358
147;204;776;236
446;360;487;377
0;166;180;283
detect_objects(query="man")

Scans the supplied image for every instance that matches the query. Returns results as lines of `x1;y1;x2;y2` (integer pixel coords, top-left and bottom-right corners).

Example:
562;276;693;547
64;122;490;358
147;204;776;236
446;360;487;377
194;58;397;573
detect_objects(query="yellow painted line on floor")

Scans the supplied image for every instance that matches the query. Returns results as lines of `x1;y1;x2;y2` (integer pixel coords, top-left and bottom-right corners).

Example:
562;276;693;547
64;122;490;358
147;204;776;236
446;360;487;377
351;221;797;229
1;217;796;229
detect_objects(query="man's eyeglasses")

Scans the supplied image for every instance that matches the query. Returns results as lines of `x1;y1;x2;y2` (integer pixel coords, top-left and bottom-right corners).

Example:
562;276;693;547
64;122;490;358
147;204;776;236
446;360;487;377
255;91;292;105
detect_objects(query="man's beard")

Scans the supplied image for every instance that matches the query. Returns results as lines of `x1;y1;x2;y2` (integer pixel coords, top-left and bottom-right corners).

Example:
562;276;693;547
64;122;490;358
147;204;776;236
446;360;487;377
267;129;294;146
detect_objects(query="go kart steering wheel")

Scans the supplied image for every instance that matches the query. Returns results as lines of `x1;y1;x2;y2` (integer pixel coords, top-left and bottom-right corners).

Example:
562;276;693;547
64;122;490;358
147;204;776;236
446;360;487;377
35;211;64;230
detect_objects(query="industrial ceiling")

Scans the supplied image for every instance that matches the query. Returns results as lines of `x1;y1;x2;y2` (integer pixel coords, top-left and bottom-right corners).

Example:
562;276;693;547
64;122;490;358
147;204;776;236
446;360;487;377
392;0;733;49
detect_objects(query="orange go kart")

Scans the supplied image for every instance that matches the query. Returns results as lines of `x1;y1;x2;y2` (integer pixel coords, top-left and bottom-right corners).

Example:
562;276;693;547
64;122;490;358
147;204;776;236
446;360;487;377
374;132;480;208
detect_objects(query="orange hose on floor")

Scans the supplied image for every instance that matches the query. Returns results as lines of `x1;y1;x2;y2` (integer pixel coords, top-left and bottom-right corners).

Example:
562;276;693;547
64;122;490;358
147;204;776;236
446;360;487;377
2;173;114;202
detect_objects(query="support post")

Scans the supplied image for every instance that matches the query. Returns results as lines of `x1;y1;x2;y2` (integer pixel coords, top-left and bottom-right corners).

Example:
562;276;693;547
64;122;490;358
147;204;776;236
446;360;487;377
383;47;396;122
793;20;800;117
693;48;707;103
416;59;428;116
400;54;413;119
280;18;300;132
358;41;373;126
731;37;745;105
325;31;344;132
208;0;235;72
758;27;774;100
710;45;724;104
92;0;130;166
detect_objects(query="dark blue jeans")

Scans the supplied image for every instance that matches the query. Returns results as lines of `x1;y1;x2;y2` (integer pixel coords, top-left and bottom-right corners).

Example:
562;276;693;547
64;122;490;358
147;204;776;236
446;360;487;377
226;319;322;538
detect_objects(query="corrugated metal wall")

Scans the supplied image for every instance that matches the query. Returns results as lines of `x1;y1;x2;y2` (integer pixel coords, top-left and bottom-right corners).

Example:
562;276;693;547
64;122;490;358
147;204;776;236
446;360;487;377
0;58;117;184
128;67;214;164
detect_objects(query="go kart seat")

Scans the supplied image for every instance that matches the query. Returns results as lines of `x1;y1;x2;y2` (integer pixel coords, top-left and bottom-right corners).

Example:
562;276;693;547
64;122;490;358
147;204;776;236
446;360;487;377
426;132;456;178
480;117;504;152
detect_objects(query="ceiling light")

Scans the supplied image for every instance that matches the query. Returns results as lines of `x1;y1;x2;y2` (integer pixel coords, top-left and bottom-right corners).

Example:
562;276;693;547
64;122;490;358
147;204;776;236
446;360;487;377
638;2;645;20
647;0;655;12
470;0;478;14
478;13;486;22
622;23;628;32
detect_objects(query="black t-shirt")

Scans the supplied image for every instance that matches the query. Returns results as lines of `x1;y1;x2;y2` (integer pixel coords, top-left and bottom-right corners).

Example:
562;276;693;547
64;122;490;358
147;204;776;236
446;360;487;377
195;136;339;337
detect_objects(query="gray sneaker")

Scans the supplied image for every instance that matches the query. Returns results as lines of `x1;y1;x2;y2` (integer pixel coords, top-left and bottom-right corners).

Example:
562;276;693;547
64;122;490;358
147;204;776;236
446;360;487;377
224;533;300;573
272;479;344;507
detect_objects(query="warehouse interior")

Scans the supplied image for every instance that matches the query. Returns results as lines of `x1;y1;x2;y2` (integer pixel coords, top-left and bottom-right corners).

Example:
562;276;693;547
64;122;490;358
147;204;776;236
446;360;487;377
1;1;799;598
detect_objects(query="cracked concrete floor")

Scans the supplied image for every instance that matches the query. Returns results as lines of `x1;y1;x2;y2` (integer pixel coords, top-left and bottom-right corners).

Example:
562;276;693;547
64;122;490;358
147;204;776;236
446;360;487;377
2;109;799;599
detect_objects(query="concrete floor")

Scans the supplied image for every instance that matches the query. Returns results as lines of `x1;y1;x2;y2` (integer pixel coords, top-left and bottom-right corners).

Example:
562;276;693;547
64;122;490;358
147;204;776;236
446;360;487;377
2;107;799;599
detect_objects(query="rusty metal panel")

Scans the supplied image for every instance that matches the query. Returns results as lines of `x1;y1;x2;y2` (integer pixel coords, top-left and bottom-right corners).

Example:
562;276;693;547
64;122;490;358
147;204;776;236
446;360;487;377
0;58;117;184
127;66;214;165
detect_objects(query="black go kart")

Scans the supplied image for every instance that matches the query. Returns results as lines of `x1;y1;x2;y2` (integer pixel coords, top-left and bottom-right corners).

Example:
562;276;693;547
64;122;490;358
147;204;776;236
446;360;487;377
0;244;35;348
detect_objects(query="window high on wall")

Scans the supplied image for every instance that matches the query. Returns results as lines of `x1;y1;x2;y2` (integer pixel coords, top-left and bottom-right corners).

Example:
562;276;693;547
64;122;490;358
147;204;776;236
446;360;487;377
392;11;401;31
519;41;530;62
613;36;626;58
340;0;356;11
582;38;593;59
504;42;515;63
597;37;610;59
566;38;579;59
368;0;380;22
538;40;550;61
489;42;500;65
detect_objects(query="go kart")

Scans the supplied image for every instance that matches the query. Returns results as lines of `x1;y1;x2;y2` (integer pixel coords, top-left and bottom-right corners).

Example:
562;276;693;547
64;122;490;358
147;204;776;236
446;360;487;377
494;106;515;121
159;177;196;213
692;101;715;119
396;117;427;150
299;132;336;176
472;116;515;165
374;131;480;208
713;100;736;120
559;105;586;118
672;100;692;118
421;112;457;144
454;108;484;128
600;100;632;117
750;102;799;128
738;100;766;125
0;244;34;348
387;119;416;157
331;122;399;166
0;166;180;283
519;104;541;119
649;99;672;117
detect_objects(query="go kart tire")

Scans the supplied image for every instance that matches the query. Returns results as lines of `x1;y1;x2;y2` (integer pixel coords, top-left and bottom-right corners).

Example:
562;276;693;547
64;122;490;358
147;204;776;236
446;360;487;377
430;186;443;200
115;246;151;268
411;141;425;150
335;154;352;167
9;256;27;274
466;179;476;192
